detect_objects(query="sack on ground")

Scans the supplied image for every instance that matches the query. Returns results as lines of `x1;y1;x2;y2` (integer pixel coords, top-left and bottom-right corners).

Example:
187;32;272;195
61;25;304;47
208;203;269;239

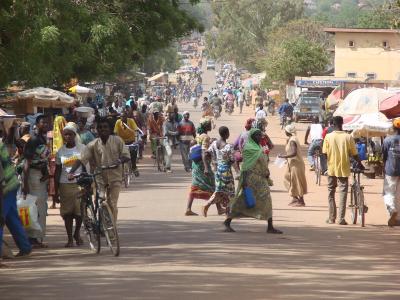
16;194;42;233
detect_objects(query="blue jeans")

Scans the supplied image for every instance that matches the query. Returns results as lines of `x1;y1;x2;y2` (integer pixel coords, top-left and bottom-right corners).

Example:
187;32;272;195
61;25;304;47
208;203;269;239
307;139;327;172
0;189;32;254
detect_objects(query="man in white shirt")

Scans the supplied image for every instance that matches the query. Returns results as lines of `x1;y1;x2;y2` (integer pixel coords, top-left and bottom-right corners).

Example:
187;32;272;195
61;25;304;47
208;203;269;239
255;103;267;119
305;116;326;171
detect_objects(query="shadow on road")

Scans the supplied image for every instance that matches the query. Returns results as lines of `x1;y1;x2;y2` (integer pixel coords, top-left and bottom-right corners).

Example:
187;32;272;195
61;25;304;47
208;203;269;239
2;218;399;300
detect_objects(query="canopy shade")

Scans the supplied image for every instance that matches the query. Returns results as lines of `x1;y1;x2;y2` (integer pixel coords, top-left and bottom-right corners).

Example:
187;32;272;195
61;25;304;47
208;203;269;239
334;88;395;117
147;72;167;82
379;93;400;119
17;87;74;108
343;112;392;138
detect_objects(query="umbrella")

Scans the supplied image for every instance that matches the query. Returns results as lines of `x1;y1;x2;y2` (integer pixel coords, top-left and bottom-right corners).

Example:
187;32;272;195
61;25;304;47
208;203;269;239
17;87;74;108
334;87;395;117
69;85;95;94
379;93;400;119
0;108;16;118
325;86;343;110
343;112;392;137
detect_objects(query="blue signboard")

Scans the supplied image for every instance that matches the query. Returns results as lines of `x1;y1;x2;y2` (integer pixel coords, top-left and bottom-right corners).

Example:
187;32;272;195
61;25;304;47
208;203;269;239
295;79;344;88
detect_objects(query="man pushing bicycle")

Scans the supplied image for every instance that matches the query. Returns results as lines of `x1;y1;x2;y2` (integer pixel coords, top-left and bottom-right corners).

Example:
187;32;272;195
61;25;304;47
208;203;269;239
68;117;130;222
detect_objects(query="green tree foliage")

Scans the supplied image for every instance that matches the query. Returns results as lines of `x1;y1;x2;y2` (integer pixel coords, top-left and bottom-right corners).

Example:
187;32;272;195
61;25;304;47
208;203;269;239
0;0;203;88
260;20;330;86
206;0;304;71
307;0;396;29
263;37;328;85
143;45;180;75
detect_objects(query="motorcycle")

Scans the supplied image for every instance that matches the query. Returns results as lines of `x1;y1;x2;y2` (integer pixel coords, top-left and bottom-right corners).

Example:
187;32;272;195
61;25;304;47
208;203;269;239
213;106;221;119
268;102;275;115
225;101;234;115
280;114;293;129
192;96;198;108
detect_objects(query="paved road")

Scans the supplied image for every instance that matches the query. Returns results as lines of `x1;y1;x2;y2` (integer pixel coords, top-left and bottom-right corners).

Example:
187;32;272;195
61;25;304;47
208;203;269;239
1;67;400;300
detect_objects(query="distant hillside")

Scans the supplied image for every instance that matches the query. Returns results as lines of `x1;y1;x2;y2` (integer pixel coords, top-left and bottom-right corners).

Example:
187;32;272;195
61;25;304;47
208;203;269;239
305;0;392;28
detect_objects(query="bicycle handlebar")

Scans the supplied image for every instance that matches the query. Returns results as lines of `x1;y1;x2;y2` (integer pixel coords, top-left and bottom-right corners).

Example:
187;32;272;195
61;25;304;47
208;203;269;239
71;164;120;179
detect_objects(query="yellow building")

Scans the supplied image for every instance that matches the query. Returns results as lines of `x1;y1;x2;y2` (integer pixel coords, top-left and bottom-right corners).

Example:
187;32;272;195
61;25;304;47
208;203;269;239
324;28;400;82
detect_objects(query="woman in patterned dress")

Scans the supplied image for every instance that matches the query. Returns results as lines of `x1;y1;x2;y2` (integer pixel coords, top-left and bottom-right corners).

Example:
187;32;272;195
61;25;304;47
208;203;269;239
223;128;282;234
185;118;217;216
202;126;237;217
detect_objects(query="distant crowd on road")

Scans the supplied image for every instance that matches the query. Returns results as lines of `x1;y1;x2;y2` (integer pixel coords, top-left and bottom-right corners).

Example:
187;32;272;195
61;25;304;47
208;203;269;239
2;62;400;268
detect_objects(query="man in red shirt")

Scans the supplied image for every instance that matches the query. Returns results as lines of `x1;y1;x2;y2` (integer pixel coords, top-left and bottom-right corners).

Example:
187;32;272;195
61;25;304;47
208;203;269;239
147;109;165;158
178;111;196;172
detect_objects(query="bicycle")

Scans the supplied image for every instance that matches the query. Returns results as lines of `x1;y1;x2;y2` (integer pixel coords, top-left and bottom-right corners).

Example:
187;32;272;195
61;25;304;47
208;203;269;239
122;142;139;188
152;137;167;172
75;165;120;256
349;168;368;227
313;146;322;186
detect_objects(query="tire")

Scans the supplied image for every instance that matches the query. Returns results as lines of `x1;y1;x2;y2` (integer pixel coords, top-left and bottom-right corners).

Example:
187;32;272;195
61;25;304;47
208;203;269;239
100;202;120;257
157;146;165;172
123;165;130;188
314;156;321;186
350;186;358;225
358;189;366;227
80;199;101;254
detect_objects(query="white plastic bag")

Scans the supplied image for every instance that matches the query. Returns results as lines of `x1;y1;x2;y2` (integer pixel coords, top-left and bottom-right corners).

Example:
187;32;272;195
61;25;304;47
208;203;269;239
16;194;42;233
274;156;287;168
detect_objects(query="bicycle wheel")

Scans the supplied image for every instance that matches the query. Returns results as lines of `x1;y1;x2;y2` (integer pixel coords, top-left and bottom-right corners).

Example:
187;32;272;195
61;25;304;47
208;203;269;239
157;146;165;172
358;189;366;227
80;198;101;254
314;156;321;186
350;185;358;225
99;203;120;256
123;164;130;188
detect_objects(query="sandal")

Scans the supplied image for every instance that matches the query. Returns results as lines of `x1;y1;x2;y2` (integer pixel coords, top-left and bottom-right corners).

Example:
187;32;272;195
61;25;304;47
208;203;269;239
223;219;235;232
185;210;198;216
65;241;74;248
74;234;84;246
267;228;283;234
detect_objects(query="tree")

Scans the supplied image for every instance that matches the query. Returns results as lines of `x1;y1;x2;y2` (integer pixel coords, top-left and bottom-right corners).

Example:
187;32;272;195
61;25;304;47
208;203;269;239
143;45;180;75
255;19;330;88
206;0;304;71
0;0;203;88
262;37;329;86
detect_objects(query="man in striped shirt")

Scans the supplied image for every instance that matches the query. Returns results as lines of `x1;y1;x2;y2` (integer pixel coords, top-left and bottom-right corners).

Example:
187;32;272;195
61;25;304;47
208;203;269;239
178;111;196;172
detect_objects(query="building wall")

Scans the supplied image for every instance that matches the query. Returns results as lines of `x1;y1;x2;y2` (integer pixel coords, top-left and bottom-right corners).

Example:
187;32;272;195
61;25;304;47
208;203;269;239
334;32;400;81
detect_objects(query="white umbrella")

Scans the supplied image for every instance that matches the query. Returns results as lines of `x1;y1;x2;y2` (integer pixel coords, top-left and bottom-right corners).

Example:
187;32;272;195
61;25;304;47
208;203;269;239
69;85;96;94
17;87;74;108
343;112;393;137
334;87;395;116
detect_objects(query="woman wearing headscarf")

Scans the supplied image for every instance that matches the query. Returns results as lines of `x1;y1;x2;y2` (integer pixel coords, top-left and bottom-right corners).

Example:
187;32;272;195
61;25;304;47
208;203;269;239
223;128;282;233
77;117;95;146
233;118;254;171
185;117;217;216
54;122;86;247
279;124;308;207
202;126;237;217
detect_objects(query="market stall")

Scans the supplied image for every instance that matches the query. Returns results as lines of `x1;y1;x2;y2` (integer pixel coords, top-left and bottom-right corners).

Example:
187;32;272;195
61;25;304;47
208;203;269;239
16;87;74;114
343;112;392;178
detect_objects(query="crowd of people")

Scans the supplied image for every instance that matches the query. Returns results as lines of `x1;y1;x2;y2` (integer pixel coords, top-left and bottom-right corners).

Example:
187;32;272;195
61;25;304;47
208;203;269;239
1;64;400;269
